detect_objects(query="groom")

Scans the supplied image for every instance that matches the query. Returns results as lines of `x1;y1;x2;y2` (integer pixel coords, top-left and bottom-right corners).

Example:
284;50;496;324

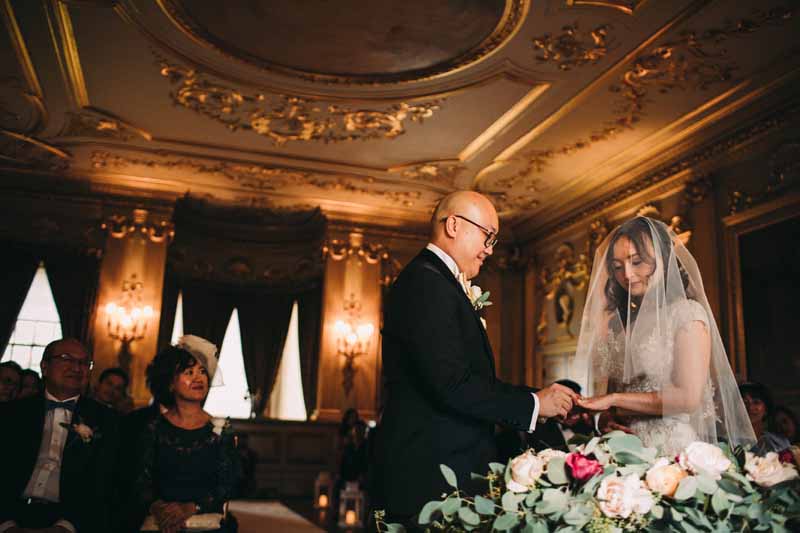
372;191;578;527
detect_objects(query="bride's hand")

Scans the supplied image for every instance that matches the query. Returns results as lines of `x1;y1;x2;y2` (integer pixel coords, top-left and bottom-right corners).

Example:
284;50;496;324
577;393;616;413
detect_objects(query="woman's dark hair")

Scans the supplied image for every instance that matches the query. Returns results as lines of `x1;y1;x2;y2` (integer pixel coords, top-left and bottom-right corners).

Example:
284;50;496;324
340;408;360;435
145;345;201;407
604;217;688;324
739;382;775;424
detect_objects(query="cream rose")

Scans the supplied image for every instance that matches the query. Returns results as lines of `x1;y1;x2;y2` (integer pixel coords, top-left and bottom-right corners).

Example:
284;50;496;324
537;449;568;466
469;285;482;301
744;452;799;488
597;474;654;518
678;442;731;480
506;450;544;493
645;458;687;497
211;417;227;436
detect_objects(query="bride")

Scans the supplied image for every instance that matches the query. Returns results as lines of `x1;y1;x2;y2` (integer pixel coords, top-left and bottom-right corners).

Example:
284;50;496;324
575;216;755;456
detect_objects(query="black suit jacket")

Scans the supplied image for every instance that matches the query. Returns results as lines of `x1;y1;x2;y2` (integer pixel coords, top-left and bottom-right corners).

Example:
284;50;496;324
372;249;536;518
0;394;121;533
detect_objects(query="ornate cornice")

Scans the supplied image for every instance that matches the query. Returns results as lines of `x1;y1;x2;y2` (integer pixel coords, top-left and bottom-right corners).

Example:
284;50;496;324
565;0;645;16
389;161;464;189
157;0;529;85
531;23;611;71
157;56;443;145
59;109;152;142
729;140;800;215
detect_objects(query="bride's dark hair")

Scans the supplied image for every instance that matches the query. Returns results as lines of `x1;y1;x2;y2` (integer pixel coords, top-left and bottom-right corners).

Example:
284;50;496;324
603;217;690;324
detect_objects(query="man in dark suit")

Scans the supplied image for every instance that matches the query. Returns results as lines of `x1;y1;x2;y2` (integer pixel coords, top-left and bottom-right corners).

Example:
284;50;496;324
372;191;578;527
0;338;120;533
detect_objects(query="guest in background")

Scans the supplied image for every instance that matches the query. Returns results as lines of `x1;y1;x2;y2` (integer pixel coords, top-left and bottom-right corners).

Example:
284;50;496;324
125;336;240;533
774;405;799;445
0;338;120;533
740;382;791;454
526;379;595;452
93;367;129;412
19;368;43;399
0;360;22;402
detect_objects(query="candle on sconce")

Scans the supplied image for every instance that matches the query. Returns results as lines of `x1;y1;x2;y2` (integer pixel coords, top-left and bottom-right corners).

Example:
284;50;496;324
318;494;328;508
345;510;356;526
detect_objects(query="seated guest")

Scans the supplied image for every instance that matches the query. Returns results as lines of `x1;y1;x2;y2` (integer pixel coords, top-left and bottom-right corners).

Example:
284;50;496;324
126;335;241;533
773;405;799;445
526;379;595;452
740;382;791;454
0;360;23;402
19;368;43;399
92;366;129;411
0;338;120;533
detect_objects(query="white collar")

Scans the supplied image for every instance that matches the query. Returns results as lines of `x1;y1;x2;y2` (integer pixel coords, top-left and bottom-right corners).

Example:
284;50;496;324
426;243;460;279
45;389;81;404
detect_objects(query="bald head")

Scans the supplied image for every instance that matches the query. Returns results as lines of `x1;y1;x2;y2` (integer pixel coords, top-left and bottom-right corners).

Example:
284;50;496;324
430;191;499;279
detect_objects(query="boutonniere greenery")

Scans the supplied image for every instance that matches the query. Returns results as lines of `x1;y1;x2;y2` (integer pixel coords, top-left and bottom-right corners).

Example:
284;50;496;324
61;416;100;444
459;273;493;311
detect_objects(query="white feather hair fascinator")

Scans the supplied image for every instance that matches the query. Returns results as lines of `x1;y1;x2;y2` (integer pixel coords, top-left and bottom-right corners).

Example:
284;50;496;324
175;334;219;381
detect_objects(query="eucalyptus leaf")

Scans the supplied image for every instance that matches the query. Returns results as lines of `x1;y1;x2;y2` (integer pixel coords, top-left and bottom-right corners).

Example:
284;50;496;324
489;462;506;475
696;474;719;495
418;501;442;525
525;518;548;533
474;495;496;516
458;506;481;526
607;433;644;454
492;513;520;531
582;436;601;457
546;457;569;485
711;489;730;515
502;491;527;512
674;476;699;501
650;504;664;520
440;464;458;488
440;496;460;517
524;489;541;507
385;524;406;533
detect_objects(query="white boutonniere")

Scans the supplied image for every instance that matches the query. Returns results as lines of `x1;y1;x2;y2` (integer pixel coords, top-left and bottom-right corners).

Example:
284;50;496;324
211;417;230;436
61;418;98;443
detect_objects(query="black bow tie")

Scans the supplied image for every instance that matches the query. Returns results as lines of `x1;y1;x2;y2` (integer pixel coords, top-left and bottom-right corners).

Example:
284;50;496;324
45;399;77;412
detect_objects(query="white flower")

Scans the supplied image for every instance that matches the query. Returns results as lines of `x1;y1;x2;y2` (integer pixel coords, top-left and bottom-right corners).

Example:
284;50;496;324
744;452;799;488
211;417;228;436
537;448;568;466
597;473;654;518
469;285;482;302
645;458;687;497
506;450;545;493
73;423;94;443
678;441;732;480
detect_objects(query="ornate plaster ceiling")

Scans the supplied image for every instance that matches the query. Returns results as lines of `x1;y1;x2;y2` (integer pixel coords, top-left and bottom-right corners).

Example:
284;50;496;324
1;0;799;237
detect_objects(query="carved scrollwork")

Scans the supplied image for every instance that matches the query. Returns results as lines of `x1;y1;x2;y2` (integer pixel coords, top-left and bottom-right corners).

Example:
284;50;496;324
565;1;643;16
59;110;152;142
323;232;402;287
157;57;442;145
532;22;611;71
729;141;800;215
391;161;464;189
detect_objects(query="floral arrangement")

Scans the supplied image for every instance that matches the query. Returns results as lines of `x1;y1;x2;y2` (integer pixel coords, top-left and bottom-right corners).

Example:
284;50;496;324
376;432;800;532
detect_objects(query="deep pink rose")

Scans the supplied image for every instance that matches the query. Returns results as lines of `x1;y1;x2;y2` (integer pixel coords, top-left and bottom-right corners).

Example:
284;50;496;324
779;450;794;464
566;452;603;482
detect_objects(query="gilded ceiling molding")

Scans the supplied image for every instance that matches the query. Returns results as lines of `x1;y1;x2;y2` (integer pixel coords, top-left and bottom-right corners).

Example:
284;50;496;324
43;0;89;107
729;141;800;215
157;0;529;85
565;0;646;16
0;0;47;134
536;106;798;237
157;57;442;145
389;161;464;189
481;5;795;207
90;150;426;207
531;23;611;71
59;109;153;141
0;129;71;172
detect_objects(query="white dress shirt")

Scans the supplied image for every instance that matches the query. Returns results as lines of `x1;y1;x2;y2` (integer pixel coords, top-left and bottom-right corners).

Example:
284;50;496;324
0;391;80;533
426;243;540;431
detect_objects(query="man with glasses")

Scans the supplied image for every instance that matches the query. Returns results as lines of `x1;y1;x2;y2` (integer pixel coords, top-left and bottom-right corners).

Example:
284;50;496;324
0;338;120;533
372;191;579;529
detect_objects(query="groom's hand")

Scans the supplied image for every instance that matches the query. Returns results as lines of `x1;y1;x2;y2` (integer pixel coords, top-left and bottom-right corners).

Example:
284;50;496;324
537;383;579;419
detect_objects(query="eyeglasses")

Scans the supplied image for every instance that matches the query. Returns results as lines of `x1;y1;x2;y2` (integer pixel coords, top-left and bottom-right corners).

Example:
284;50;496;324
49;353;94;371
441;214;499;248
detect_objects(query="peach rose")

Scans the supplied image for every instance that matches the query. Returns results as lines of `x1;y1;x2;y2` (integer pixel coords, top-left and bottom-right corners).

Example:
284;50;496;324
745;452;799;488
645;458;687;497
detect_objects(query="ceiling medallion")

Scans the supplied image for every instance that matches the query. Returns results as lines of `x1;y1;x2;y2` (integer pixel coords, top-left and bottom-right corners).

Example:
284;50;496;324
481;6;795;210
158;58;442;145
531;23;612;71
158;0;528;85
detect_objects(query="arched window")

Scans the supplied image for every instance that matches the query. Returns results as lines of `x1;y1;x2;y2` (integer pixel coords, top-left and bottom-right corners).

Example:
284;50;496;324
1;263;63;374
267;301;307;420
204;309;251;419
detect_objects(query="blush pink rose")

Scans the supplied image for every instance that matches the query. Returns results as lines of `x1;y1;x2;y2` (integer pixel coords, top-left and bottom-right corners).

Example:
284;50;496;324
566;452;603;482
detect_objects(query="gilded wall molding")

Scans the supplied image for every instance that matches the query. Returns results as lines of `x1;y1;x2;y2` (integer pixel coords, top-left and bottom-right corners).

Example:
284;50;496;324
529;101;800;239
389;161;464;189
728;141;800;214
0;129;70;171
565;0;646;16
480;6;795;205
531;22;611;71
89;150;426;207
44;0;89;107
59;109;153;141
157;0;529;86
158;57;442;145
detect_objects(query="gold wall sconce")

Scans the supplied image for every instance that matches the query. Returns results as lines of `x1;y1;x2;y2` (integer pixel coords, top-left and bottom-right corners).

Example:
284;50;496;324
103;274;154;371
333;317;374;396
